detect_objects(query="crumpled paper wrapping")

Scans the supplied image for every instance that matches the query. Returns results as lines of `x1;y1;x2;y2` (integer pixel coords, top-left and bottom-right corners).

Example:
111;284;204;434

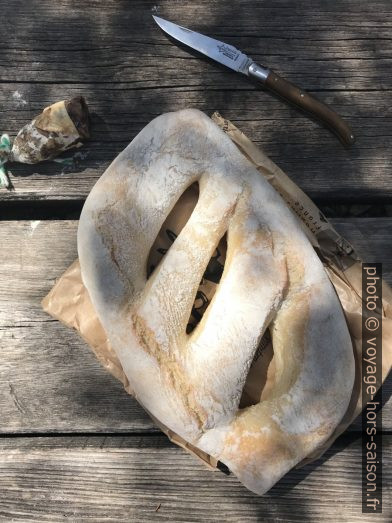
42;113;392;472
10;97;90;164
1;96;90;190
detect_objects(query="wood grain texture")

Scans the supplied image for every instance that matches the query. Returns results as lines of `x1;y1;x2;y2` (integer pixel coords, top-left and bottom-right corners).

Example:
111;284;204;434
0;435;390;522
0;219;390;433
0;0;391;201
0;220;155;433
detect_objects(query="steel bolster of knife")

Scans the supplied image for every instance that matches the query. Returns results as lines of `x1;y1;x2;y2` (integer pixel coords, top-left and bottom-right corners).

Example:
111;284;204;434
153;16;354;146
248;63;270;82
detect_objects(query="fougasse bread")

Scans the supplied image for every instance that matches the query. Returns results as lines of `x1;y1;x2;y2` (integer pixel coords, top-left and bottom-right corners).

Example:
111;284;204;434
77;109;355;495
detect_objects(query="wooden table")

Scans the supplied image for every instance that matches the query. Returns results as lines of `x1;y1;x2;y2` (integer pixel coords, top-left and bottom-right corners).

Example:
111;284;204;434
0;1;391;521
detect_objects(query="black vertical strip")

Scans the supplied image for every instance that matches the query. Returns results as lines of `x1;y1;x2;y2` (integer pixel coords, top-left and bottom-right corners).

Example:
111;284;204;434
362;263;382;513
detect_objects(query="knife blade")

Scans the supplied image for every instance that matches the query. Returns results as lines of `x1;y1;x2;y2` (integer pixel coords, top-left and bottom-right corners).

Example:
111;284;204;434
153;16;354;146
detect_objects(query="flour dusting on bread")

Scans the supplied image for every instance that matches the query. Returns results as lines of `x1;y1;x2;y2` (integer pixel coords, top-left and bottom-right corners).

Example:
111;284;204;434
78;109;355;495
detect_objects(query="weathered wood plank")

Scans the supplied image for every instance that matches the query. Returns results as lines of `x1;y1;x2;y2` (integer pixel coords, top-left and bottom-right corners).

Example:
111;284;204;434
0;219;390;433
0;220;155;432
0;0;391;201
1;86;391;202
1;0;391;89
0;435;390;522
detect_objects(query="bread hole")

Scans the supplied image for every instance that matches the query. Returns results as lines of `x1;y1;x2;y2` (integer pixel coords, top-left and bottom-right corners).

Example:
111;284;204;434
187;232;227;334
239;329;276;408
147;182;200;278
146;181;227;333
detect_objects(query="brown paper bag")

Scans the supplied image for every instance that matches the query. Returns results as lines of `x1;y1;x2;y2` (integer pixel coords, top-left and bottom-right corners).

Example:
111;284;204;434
42;113;392;470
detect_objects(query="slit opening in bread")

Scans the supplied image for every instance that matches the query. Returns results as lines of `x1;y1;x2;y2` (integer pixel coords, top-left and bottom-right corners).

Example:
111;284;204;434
239;329;276;408
146;180;229;333
146;182;200;278
186;232;227;333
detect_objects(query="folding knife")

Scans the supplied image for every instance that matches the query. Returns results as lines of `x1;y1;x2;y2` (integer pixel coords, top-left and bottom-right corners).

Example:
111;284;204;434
153;16;354;146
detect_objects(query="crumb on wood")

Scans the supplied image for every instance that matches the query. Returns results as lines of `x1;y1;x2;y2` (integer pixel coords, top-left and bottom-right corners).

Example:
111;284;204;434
30;220;41;235
12;90;28;107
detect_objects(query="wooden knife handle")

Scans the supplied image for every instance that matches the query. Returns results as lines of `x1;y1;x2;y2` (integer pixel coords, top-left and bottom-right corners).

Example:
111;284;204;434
249;64;355;146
